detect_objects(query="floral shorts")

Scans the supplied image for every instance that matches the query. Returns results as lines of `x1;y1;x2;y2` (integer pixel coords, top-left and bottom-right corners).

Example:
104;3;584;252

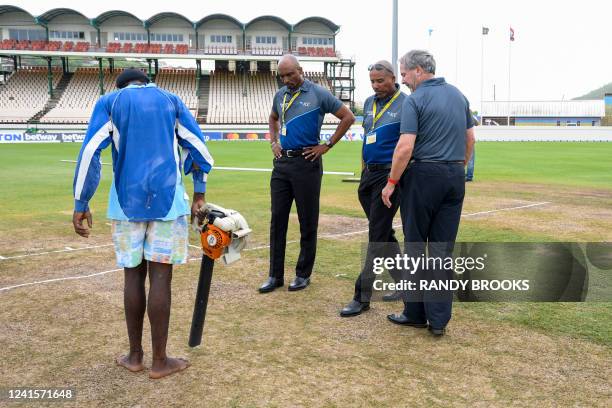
110;215;189;268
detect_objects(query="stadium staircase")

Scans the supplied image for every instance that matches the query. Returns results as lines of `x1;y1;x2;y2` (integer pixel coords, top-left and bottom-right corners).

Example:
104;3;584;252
28;72;73;124
196;74;210;124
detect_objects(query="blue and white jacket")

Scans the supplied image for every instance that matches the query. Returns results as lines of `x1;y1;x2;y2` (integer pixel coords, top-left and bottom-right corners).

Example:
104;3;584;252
73;83;213;222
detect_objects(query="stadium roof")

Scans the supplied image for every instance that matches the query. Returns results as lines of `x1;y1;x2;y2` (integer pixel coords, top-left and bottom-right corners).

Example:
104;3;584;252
37;8;89;24
145;12;193;28
246;16;291;31
93;10;143;26
0;6;340;37
294;17;340;33
196;14;243;29
0;5;35;19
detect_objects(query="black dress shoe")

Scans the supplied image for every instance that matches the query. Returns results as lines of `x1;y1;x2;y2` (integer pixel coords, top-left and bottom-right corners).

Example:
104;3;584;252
382;291;403;302
340;300;370;317
428;326;446;337
258;277;284;293
386;313;428;328
288;277;310;291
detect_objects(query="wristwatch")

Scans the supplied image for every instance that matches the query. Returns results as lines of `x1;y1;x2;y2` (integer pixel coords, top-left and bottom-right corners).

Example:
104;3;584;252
324;139;334;149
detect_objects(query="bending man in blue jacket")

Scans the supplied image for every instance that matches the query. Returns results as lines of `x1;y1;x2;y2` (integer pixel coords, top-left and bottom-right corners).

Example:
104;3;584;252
72;69;214;379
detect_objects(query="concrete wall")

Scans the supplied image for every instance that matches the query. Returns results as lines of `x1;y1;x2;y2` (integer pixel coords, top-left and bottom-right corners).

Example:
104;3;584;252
245;20;288;49
99;16;146;44
198;19;243;49
149;17;191;45
47;14;94;43
0;11;42;40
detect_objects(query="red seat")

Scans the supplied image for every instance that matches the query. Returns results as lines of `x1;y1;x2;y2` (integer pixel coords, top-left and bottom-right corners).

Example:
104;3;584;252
75;42;89;52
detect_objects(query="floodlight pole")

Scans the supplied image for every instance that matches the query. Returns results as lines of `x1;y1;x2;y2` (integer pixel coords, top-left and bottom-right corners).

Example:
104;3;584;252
507;39;512;126
392;0;398;77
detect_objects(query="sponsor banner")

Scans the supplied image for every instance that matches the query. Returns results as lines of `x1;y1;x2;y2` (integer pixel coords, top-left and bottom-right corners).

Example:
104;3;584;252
0;129;366;143
202;132;224;141
0;133;87;143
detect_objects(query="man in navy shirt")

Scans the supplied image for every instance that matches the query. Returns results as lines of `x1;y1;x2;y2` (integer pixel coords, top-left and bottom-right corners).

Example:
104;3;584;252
259;55;355;293
382;50;475;336
340;60;407;317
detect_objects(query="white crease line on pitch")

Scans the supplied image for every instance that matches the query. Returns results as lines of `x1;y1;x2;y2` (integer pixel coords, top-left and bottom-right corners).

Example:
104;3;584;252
0;201;552;292
0;202;551;261
462;201;550;217
0;244;115;260
60;160;354;176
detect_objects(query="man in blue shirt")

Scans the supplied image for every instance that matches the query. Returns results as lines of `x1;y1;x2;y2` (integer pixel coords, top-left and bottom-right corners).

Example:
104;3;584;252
72;69;213;378
382;51;475;336
340;60;407;317
259;55;355;293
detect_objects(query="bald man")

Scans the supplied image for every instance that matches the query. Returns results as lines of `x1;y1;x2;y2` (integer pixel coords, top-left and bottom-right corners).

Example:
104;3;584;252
259;54;355;293
340;60;408;316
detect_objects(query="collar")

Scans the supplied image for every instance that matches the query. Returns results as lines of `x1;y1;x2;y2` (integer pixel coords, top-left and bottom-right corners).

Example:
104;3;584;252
286;78;312;94
374;83;400;103
420;77;446;87
125;82;157;89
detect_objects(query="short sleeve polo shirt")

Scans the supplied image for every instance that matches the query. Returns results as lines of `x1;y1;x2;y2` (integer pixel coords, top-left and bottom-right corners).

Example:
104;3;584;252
272;79;343;150
400;77;474;161
361;86;407;164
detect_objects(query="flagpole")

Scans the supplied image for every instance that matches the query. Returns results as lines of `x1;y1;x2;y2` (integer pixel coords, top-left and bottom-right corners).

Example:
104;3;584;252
507;29;512;126
392;0;398;77
480;28;485;121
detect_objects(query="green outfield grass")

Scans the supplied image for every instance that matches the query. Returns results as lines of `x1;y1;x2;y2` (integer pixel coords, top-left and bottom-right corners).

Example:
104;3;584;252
0;141;611;406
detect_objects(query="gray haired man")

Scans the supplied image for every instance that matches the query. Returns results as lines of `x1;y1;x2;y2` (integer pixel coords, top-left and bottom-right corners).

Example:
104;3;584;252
381;50;475;336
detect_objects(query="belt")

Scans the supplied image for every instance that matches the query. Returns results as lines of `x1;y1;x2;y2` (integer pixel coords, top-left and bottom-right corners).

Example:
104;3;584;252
281;149;305;158
410;159;464;164
281;146;317;158
365;163;392;171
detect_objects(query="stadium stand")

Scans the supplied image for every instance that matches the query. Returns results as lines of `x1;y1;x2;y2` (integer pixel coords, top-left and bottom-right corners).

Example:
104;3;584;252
207;71;278;124
40;68;121;124
0;7;354;125
155;69;198;116
40;68;199;123
0;67;62;123
204;70;339;124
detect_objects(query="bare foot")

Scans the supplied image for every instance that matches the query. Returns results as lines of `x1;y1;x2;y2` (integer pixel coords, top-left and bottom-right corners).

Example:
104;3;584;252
149;357;190;379
116;351;145;373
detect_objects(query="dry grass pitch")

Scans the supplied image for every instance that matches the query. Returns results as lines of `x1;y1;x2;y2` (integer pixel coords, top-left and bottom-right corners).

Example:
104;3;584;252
0;142;611;407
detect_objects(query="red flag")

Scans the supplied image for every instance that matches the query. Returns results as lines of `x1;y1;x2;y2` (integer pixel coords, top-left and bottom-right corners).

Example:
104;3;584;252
510;27;515;41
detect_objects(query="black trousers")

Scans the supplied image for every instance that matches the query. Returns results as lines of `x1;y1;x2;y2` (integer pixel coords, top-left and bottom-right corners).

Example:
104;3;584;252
353;168;402;302
269;155;323;279
400;162;465;329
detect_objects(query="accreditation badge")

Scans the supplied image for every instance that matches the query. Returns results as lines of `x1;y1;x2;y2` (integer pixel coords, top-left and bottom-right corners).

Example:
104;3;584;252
366;132;377;145
281;125;287;136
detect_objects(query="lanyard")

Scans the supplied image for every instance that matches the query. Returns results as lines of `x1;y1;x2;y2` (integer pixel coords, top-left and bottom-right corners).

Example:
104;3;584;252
281;91;301;127
372;90;400;129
